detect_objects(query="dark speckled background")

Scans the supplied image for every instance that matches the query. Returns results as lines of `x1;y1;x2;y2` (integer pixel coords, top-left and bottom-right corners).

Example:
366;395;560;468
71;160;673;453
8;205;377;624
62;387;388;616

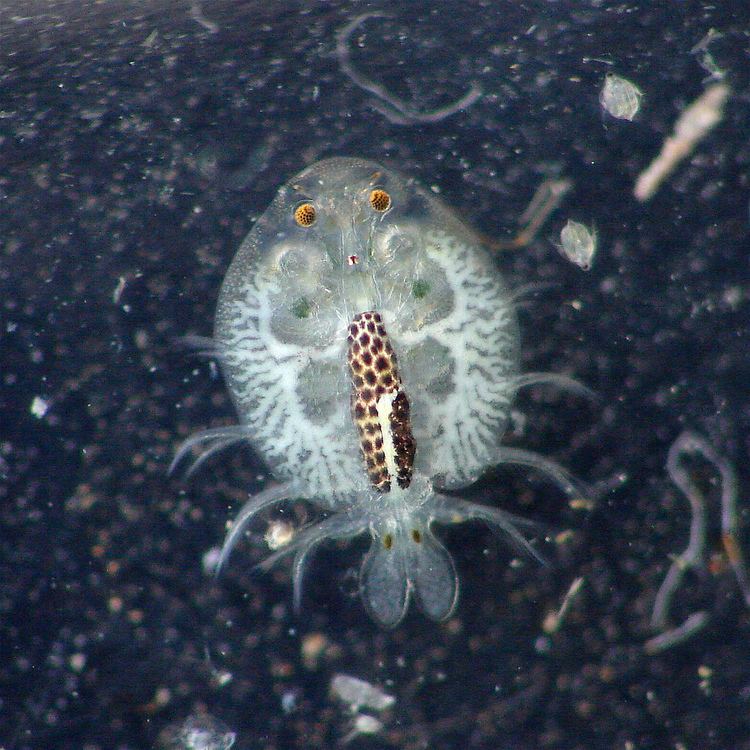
2;1;750;748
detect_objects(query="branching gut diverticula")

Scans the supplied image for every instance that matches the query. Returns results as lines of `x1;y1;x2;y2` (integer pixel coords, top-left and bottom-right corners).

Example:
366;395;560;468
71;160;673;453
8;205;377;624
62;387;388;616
172;157;590;627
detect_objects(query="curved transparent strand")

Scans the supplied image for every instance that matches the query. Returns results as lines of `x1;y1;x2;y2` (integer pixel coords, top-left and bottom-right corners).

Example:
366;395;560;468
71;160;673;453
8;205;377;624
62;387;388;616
169;425;252;477
509;372;596;401
430;494;546;565
256;513;366;573
217;482;299;574
493;445;591;499
288;516;367;612
173;334;223;358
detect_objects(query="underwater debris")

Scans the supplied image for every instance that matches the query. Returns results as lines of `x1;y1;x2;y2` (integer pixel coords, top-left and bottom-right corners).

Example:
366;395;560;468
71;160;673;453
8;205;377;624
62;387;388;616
646;431;749;653
264;519;295;550
301;631;330;669
189;1;218;34
488;178;571;251
331;673;396;713
543;576;585;633
634;83;730;202
644;611;710;655
690;29;727;82
599;73;643;121
558;219;597;270
30;395;50;418
340;714;385;745
159;713;236;750
336;13;482;125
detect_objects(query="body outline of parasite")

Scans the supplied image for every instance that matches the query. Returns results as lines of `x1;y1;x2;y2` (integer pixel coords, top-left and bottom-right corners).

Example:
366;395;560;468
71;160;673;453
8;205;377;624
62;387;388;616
172;157;590;627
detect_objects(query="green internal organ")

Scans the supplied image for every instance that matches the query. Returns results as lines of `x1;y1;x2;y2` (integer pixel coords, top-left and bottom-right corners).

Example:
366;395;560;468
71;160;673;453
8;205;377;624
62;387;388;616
346;311;415;492
291;297;311;319
411;279;430;299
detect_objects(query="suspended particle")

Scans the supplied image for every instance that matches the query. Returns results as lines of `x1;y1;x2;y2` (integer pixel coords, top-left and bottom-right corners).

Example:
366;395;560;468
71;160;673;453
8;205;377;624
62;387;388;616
599;73;643;121
158;713;236;750
691;29;727;82
341;714;385;745
542;576;585;633
558;220;597;270
330;673;395;713
301;631;329;669
281;690;298;714
264;519;295;550
30;395;50;418
201;547;222;576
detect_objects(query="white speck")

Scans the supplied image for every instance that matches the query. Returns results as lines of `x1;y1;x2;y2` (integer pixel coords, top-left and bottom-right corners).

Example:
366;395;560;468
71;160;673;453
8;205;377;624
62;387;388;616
212;668;233;687
164;713;236;750
30;396;50;418
559;220;597;270
600;73;643;121
202;546;222;575
113;276;127;304
143;30;158;48
331;674;395;713
341;714;384;744
281;690;298;714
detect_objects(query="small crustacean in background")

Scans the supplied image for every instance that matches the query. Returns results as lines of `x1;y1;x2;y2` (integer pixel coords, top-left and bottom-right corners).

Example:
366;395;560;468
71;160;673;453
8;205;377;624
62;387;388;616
558;219;598;271
599;72;643;121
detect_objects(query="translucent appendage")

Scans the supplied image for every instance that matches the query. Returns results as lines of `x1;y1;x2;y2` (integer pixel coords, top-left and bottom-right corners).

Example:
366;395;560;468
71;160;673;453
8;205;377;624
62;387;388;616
360;536;408;628
510;371;596;401
217;482;299;574
170;425;253;478
492;445;591;500
257;513;367;612
431;494;546;565
173;334;222;358
408;529;458;621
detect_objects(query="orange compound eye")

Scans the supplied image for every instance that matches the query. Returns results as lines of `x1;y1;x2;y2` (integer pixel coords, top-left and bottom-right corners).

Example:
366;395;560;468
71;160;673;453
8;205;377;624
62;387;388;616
368;189;391;213
294;203;317;227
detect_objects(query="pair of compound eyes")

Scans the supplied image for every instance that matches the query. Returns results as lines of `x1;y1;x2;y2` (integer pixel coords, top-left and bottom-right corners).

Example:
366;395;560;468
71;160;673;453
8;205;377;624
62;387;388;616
293;188;392;228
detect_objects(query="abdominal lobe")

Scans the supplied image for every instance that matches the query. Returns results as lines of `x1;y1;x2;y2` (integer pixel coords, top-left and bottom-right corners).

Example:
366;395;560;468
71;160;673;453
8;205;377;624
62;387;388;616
360;524;458;628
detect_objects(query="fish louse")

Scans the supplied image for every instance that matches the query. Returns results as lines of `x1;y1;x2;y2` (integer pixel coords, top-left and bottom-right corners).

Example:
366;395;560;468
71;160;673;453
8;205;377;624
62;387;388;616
172;157;589;627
